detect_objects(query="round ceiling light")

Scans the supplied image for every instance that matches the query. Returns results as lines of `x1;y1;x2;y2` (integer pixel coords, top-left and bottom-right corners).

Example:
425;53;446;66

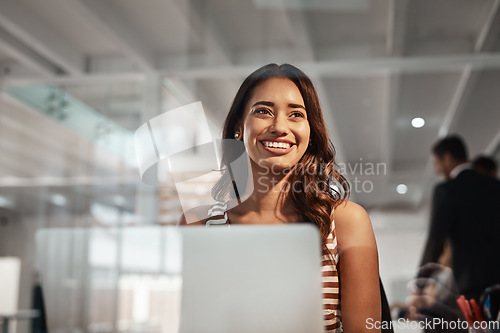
396;184;408;194
411;117;425;128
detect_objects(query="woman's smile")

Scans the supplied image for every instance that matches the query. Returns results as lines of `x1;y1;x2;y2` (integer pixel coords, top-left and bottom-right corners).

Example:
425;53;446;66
260;138;296;155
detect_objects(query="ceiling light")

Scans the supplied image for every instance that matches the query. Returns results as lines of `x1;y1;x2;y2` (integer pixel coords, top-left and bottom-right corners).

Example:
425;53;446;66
51;194;67;206
396;184;408;194
411;117;425;128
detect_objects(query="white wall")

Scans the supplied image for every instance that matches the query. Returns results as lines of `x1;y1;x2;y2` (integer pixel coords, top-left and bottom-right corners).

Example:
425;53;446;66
370;206;430;305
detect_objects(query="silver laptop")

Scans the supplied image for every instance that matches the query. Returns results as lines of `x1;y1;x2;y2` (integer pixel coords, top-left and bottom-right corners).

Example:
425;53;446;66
36;225;324;333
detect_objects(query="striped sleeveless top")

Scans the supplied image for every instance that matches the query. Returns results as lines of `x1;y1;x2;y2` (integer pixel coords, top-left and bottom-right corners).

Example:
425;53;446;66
206;202;343;332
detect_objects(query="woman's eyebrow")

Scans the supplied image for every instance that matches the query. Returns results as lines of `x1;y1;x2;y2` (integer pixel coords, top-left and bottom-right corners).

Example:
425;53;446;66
289;103;305;110
251;101;274;108
251;101;305;109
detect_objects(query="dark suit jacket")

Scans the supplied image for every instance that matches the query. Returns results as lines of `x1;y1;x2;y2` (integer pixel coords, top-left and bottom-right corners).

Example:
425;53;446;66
420;169;500;300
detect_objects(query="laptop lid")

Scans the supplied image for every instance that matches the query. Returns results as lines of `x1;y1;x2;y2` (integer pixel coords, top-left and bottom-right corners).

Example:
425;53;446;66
179;224;324;333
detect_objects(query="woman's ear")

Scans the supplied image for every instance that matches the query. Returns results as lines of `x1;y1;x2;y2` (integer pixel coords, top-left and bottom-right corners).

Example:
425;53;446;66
234;124;243;140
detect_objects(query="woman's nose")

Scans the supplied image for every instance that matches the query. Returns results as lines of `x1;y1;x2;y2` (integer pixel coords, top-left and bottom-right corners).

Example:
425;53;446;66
269;114;288;135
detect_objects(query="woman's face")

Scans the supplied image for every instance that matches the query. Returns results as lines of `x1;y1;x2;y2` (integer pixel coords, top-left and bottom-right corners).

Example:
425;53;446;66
238;77;311;171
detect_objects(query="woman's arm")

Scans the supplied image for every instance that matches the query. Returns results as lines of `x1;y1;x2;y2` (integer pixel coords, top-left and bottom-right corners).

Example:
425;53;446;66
334;201;381;332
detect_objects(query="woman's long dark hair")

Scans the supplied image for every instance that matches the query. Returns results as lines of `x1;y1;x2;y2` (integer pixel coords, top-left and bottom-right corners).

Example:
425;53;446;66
213;63;350;257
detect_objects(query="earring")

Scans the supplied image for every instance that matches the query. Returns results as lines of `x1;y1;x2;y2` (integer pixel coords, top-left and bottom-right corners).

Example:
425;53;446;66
309;139;312;147
235;133;240;139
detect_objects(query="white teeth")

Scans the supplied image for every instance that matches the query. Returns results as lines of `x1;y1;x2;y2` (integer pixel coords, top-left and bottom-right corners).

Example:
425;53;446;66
262;141;291;149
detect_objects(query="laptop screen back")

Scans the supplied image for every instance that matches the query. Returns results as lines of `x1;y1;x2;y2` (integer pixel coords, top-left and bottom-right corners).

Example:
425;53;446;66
179;224;324;333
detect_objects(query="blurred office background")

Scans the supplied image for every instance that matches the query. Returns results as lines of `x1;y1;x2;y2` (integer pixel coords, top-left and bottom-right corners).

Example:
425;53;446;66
0;0;500;332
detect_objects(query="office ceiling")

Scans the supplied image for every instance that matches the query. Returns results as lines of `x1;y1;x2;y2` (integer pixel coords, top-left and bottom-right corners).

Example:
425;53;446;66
1;0;500;219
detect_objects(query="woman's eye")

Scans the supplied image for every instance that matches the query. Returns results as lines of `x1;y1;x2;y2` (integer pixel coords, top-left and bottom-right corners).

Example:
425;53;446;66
255;109;272;115
290;112;305;118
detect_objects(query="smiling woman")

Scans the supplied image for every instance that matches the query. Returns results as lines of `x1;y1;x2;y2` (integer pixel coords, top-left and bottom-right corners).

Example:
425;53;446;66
180;63;382;332
240;77;310;170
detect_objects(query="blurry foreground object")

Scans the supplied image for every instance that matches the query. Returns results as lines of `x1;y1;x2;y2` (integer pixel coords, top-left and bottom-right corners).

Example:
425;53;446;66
393;263;466;333
481;285;500;322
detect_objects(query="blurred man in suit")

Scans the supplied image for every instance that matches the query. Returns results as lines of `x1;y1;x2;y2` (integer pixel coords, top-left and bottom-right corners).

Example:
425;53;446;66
420;135;500;301
472;155;498;179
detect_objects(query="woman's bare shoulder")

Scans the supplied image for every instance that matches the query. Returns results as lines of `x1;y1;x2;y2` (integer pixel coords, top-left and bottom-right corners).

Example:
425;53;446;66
178;205;215;226
333;200;376;250
333;200;369;224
